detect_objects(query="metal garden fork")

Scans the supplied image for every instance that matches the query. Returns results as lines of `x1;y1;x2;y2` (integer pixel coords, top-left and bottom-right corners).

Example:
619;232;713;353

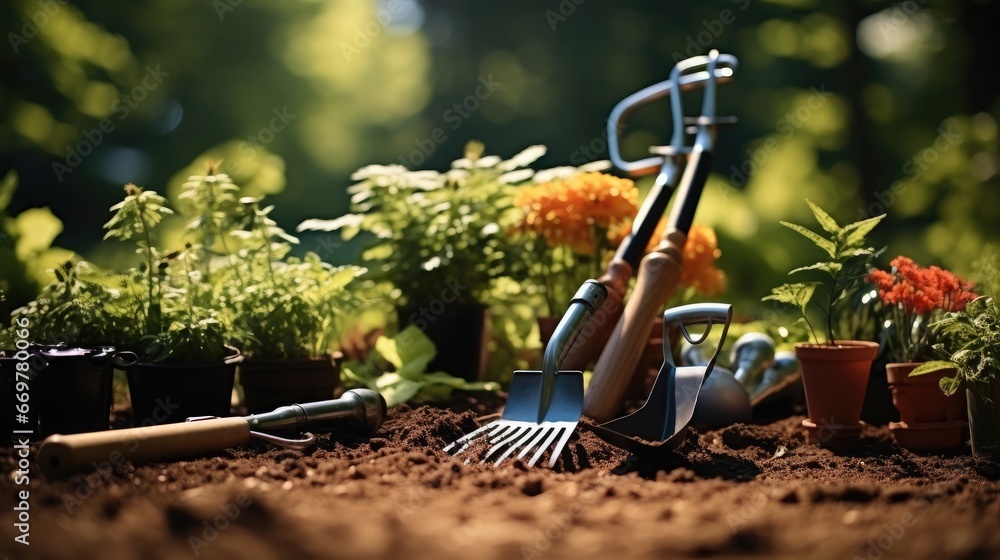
444;280;608;467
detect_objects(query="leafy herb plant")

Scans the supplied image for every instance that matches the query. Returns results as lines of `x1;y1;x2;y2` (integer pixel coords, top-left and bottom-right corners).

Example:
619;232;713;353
763;199;885;344
298;142;543;307
342;325;498;406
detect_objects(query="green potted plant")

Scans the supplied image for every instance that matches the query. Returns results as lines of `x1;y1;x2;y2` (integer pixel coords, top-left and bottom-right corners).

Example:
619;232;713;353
103;182;246;425
763;199;885;448
299;141;542;381
911;246;1000;457
867;256;978;451
227;195;364;412
8;260;138;437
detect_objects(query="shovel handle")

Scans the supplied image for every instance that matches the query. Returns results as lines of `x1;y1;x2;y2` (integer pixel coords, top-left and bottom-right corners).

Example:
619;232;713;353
38;417;252;479
583;230;687;422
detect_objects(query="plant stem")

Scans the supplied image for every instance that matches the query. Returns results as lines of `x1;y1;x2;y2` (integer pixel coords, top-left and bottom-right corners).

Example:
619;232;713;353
136;198;158;334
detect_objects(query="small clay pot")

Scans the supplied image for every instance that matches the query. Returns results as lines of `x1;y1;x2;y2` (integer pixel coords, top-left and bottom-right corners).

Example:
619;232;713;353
886;363;966;424
239;355;341;413
796;340;879;449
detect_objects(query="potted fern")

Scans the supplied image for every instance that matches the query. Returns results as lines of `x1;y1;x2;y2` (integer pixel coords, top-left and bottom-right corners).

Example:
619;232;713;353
226;196;364;413
8;261;138;436
299;142;540;381
103;183;245;425
763;199;884;448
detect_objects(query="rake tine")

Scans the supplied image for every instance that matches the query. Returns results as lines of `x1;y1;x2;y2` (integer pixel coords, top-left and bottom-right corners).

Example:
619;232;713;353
527;425;564;467
516;425;554;461
443;423;493;454
548;424;576;468
483;425;532;463
492;426;543;466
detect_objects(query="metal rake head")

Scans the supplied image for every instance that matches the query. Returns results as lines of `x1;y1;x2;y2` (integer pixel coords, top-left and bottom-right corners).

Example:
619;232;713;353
443;370;584;468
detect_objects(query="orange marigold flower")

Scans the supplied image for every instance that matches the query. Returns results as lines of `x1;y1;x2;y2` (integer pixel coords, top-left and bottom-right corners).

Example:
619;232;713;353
511;172;637;256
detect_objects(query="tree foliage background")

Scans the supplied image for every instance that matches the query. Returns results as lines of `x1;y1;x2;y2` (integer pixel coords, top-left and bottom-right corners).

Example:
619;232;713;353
2;0;998;321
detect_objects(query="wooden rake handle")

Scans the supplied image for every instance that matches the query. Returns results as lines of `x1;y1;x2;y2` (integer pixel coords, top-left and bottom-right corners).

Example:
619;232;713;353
583;229;687;423
38;417;252;479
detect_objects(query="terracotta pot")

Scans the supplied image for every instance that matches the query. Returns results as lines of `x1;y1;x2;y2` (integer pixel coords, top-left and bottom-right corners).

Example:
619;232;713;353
239;355;341;413
400;303;491;382
886;362;968;452
126;350;243;425
886;363;966;424
967;379;1000;458
795;340;879;448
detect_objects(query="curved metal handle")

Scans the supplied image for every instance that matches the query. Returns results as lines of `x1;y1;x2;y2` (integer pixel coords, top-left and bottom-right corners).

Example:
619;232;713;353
607;56;738;177
661;303;733;371
250;431;317;451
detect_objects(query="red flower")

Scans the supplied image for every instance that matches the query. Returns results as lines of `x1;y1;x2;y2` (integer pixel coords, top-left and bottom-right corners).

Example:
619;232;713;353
867;256;978;315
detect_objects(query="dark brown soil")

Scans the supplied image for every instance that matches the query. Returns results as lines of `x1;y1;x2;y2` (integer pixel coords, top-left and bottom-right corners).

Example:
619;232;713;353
2;394;1000;560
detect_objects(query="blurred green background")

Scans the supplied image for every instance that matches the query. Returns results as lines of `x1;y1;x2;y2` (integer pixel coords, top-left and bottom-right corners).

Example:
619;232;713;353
2;0;998;321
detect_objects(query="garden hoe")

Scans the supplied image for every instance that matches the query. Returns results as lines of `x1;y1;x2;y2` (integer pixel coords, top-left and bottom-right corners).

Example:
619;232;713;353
444;280;607;468
560;52;739;372
584;50;738;423
38;389;387;479
590;303;732;452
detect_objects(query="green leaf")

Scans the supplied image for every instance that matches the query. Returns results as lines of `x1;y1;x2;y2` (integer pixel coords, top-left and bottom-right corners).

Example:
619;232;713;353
374;374;423;406
0;170;17;212
393;325;437;378
789;262;842;277
939;375;962;396
841;214;885;249
909;360;958;377
780;221;836;259
805;198;841;235
763;283;817;315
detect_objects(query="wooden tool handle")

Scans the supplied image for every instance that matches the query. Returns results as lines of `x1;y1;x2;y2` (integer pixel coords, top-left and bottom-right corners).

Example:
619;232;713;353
559;259;633;371
583;230;687;422
38;417;252;479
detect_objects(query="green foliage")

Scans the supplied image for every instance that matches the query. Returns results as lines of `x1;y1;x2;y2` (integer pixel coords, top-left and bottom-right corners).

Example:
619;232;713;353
298;142;543;307
911;296;1000;396
222;188;364;359
342;325;499;406
10;260;129;346
763;199;885;343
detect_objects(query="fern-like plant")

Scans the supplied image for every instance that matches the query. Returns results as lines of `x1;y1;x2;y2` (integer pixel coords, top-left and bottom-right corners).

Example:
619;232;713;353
763;199;885;344
104;184;244;363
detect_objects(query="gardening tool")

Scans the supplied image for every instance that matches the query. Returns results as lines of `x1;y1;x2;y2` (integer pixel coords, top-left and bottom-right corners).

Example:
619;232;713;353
444;280;607;468
750;350;802;407
689;366;751;429
38;389;387;479
584;50;738;422
730;332;776;394
590;303;732;452
560;53;739;372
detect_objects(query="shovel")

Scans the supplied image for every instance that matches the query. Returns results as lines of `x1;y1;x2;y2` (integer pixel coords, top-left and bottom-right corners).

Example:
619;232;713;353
560;53;739;372
590;303;732;452
444;280;607;468
584;50;738;423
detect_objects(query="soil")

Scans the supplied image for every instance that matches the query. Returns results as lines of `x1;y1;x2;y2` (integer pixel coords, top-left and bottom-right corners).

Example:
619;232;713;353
2;393;1000;560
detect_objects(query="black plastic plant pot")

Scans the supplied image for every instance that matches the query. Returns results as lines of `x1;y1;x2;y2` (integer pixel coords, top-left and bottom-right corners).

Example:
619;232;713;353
399;302;491;382
0;352;32;444
238;355;340;414
126;350;243;425
2;346;137;440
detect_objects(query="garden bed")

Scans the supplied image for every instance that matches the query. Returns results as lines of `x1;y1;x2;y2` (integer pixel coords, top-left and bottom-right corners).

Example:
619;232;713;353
2;394;999;560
